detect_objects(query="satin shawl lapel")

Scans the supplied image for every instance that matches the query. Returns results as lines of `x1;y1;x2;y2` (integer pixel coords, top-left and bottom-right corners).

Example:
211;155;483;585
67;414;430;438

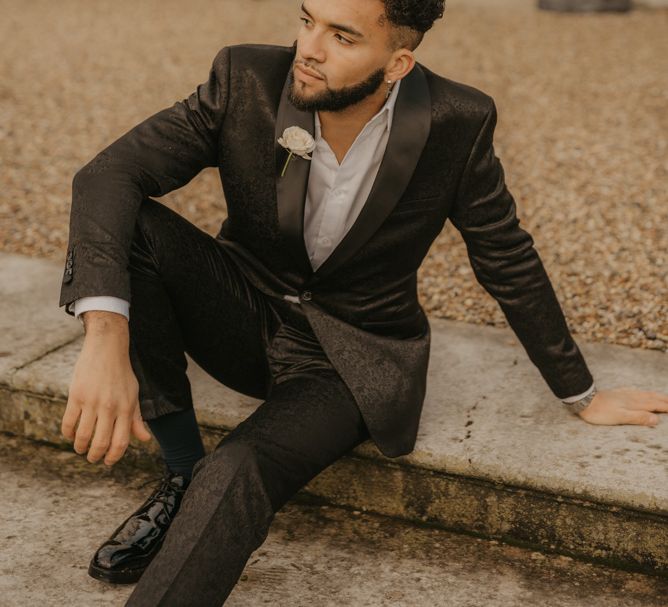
274;62;432;283
311;64;432;283
275;69;315;278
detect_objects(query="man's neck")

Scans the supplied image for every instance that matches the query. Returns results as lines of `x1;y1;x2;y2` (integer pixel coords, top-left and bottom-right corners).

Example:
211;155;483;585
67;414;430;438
317;88;388;147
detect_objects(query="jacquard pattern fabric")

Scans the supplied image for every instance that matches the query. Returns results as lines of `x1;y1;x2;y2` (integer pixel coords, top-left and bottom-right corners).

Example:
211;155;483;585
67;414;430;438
60;43;594;459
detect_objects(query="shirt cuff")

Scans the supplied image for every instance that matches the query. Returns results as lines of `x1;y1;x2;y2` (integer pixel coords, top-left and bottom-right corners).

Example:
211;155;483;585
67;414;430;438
73;296;130;322
561;382;596;404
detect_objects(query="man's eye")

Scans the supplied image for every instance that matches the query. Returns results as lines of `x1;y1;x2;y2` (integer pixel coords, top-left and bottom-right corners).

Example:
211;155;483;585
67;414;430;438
300;17;312;26
334;33;352;45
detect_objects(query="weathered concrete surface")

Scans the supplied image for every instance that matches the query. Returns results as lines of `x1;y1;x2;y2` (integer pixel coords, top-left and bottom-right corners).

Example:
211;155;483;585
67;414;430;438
1;252;667;575
0;252;81;435
417;321;668;513
1;433;667;607
0;252;80;383
9;317;668;513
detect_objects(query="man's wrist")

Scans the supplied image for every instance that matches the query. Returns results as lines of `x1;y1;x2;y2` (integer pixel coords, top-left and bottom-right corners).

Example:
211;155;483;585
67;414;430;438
81;310;129;339
561;382;596;404
562;384;598;415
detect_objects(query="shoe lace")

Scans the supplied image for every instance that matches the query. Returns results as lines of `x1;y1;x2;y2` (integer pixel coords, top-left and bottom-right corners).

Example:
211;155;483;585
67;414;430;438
135;471;190;510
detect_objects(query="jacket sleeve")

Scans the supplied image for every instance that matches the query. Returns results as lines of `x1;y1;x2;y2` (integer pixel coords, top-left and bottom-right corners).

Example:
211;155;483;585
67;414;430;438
59;45;232;316
448;97;594;400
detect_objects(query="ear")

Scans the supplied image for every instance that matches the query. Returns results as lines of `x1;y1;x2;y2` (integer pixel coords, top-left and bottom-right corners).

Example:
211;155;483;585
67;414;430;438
385;50;416;82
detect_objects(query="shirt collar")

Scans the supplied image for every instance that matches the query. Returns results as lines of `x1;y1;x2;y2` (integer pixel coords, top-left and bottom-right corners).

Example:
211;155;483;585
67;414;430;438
314;78;402;139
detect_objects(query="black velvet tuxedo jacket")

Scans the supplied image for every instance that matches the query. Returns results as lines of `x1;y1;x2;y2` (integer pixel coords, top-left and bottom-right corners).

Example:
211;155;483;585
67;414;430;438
59;42;594;458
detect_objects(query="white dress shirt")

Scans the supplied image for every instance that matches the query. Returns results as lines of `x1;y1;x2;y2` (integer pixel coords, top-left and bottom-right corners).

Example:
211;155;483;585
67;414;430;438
303;79;400;270
71;77;594;403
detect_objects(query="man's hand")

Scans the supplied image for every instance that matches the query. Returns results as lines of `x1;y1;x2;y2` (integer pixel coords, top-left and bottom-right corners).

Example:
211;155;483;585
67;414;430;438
61;311;152;466
577;387;668;426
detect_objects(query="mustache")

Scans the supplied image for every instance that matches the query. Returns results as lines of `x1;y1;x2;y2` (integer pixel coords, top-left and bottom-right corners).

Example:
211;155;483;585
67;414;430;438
294;60;326;80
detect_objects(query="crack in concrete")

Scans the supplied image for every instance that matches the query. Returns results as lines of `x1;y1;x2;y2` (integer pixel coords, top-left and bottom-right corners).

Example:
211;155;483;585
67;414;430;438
6;333;82;386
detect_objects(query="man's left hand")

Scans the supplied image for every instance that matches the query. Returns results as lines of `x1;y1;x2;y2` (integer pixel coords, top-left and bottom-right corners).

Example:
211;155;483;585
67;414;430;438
577;387;668;426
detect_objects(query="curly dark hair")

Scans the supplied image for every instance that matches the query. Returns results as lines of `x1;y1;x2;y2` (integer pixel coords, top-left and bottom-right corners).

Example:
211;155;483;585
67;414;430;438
382;0;445;32
381;0;445;50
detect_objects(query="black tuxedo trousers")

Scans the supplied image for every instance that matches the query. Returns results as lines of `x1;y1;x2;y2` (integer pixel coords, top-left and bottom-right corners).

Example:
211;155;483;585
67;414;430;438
124;196;370;606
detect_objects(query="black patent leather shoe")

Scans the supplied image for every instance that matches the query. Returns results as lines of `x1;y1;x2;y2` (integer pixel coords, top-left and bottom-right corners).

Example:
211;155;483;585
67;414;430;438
88;466;191;584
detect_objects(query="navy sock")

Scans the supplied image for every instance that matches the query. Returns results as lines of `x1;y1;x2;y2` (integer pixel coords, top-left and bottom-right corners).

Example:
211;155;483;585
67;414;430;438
146;407;206;481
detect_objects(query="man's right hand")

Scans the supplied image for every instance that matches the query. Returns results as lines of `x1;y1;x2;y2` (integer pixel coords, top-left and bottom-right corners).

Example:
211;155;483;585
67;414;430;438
61;311;152;466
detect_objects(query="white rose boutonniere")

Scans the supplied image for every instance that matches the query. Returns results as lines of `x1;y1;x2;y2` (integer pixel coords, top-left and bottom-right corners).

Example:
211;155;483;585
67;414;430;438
278;126;316;177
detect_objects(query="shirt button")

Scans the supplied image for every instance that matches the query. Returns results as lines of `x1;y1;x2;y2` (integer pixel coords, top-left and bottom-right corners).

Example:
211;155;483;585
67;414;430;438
301;290;312;301
320;237;331;246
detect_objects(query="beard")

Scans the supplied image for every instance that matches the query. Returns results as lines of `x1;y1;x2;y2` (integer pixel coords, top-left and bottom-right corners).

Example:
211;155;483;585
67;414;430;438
287;62;386;112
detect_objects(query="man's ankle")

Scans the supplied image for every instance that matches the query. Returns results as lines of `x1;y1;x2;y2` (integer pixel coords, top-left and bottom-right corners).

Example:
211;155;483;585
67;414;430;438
146;407;206;483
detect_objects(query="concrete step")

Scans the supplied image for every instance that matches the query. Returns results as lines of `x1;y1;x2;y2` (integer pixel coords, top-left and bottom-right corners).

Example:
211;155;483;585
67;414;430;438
1;251;667;578
2;433;667;607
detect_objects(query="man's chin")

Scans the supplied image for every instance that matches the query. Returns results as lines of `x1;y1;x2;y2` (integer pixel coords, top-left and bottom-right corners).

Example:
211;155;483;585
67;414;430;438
291;91;317;105
288;86;322;111
288;97;316;112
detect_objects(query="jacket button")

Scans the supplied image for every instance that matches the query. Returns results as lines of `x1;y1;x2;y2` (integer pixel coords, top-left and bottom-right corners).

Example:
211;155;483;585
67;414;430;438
301;290;312;301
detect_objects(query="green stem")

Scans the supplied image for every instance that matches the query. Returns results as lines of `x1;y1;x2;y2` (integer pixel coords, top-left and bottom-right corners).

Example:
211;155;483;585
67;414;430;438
280;151;294;177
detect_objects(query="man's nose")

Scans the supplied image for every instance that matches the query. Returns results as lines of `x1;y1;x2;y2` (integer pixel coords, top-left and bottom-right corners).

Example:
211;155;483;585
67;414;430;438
297;31;326;65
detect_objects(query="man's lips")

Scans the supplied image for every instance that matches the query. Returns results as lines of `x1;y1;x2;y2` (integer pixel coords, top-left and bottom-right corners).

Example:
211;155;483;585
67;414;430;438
295;64;324;81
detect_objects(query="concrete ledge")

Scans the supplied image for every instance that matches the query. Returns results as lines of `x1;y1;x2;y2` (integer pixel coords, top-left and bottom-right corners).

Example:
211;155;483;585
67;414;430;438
1;251;667;577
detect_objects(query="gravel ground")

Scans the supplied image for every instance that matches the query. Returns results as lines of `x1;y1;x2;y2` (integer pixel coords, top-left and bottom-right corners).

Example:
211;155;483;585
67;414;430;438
1;0;666;350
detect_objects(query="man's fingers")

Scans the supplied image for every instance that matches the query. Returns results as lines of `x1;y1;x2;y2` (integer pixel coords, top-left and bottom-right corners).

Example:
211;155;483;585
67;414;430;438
620;408;660;427
105;413;132;466
132;403;152;442
87;410;115;463
73;406;98;454
631;391;668;412
61;398;82;441
645;392;668;409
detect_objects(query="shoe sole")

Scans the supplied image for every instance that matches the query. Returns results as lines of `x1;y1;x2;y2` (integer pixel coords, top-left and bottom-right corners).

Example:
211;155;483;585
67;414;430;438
88;559;147;584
